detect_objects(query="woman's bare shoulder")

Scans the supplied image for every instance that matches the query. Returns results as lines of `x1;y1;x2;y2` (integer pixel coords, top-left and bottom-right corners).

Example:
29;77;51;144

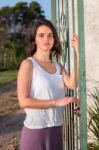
20;59;33;70
17;59;33;77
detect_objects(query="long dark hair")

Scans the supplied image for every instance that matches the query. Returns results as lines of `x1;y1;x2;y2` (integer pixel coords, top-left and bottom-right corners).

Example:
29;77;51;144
26;19;62;60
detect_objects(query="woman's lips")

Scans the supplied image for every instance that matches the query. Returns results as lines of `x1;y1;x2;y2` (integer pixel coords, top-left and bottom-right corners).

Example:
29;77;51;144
43;42;50;45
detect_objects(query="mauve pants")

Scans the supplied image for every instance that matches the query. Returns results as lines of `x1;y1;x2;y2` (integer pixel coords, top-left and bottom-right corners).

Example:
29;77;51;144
20;126;63;150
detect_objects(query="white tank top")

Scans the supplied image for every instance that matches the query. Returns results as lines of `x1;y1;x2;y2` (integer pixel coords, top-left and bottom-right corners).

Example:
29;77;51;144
24;57;65;129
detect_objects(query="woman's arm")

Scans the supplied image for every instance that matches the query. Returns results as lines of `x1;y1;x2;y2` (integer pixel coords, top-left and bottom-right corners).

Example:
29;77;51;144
17;59;78;109
61;33;79;90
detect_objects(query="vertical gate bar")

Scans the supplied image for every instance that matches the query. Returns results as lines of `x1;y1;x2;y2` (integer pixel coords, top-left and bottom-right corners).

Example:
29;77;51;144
63;108;67;150
72;0;75;32
71;1;76;149
65;0;71;149
51;0;56;26
66;0;75;149
71;0;79;150
77;0;87;150
58;0;60;37
66;0;70;73
63;1;68;149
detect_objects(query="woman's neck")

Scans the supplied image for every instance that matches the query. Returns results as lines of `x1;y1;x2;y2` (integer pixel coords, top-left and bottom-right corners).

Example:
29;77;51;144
33;51;51;63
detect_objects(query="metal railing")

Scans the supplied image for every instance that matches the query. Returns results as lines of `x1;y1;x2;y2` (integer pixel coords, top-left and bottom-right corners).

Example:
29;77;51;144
51;0;87;150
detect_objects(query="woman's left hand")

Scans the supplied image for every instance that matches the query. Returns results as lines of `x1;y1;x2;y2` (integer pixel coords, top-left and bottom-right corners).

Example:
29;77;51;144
71;33;79;53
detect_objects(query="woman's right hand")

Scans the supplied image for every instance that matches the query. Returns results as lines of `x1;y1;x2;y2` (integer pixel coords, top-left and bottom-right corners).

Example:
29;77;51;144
55;97;79;107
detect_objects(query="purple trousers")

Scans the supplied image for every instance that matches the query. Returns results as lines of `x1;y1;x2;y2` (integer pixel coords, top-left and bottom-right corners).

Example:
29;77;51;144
20;126;63;150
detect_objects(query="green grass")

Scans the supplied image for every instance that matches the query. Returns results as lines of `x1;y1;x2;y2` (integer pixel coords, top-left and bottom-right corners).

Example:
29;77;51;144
0;70;18;85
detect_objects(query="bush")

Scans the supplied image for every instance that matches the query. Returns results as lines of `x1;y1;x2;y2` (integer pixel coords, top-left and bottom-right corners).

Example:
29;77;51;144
88;88;99;150
88;143;99;150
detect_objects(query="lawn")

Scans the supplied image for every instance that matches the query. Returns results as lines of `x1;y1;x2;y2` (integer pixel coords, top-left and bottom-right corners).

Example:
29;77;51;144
0;70;18;85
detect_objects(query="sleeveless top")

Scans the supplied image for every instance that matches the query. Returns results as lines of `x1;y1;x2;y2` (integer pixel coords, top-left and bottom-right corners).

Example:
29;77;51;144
24;57;65;129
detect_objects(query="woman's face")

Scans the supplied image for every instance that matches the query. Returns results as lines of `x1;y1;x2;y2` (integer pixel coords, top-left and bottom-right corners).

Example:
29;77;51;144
35;25;54;52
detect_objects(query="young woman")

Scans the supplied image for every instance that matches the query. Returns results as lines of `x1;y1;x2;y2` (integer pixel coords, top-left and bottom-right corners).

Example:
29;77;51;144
17;19;79;150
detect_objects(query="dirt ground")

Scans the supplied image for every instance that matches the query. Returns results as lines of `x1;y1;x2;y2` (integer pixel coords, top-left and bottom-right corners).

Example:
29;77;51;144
0;81;25;150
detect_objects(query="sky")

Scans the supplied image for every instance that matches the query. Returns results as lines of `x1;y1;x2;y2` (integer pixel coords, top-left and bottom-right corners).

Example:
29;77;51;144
0;0;51;19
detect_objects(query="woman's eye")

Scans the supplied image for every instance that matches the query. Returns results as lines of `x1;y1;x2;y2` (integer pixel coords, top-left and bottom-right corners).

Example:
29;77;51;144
39;34;44;37
48;34;54;38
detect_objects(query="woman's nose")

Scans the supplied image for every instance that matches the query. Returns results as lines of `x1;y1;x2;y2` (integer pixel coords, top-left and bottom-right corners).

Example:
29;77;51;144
44;36;49;40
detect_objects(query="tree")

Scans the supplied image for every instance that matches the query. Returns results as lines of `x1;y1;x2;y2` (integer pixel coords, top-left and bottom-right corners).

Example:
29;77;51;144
0;1;45;32
0;1;45;69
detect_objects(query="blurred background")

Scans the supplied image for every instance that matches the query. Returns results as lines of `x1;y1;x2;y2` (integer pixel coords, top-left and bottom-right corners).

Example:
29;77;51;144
0;0;99;150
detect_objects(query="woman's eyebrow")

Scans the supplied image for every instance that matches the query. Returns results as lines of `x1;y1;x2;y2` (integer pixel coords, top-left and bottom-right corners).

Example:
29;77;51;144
37;32;53;35
48;33;53;35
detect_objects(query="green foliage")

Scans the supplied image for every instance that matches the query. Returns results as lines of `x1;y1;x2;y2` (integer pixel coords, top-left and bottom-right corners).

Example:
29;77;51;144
0;1;45;70
0;6;11;16
0;1;45;26
0;70;17;85
0;39;26;70
88;88;99;142
88;142;99;150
